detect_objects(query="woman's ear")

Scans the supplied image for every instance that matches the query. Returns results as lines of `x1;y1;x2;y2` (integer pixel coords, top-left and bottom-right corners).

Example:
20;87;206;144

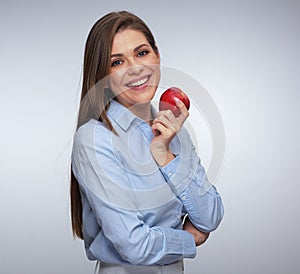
155;45;160;61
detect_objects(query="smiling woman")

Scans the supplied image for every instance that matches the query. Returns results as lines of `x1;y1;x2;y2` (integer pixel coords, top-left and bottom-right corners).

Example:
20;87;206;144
70;10;224;274
109;29;161;113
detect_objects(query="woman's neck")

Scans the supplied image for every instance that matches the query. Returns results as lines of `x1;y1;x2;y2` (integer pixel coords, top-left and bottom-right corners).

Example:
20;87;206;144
128;102;153;124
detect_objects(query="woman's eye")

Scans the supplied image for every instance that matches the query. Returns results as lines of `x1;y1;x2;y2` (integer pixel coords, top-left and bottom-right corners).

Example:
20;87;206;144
111;59;123;67
138;50;149;57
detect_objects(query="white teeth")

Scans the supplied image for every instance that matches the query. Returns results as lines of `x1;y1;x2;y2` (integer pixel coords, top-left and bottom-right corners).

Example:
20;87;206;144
128;77;148;87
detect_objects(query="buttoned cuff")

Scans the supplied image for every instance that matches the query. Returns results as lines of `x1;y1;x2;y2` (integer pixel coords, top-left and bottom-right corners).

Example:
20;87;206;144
159;154;197;195
159;226;196;260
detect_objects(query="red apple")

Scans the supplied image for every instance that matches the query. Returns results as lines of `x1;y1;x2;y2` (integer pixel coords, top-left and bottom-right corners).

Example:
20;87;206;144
159;87;190;117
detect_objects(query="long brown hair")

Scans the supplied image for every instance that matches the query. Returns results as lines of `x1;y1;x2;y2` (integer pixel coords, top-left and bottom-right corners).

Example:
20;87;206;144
70;11;159;239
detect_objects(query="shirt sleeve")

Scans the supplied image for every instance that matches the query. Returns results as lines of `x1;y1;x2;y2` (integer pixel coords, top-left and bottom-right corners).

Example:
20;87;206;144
159;129;225;233
72;124;196;265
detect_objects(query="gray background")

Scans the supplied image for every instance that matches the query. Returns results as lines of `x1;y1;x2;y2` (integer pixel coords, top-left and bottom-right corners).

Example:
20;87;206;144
1;0;300;273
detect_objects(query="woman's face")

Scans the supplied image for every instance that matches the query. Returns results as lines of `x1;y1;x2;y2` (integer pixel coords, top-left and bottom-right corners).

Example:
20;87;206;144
108;29;160;108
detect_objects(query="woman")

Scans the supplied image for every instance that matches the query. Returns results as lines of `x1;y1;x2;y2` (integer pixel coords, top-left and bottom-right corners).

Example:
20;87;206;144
71;11;224;274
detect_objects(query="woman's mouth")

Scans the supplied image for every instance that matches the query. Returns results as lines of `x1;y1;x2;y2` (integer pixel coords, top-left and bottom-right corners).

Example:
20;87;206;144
126;75;150;88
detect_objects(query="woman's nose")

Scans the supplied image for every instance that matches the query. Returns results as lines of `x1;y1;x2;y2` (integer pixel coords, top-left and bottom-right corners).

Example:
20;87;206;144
127;60;144;75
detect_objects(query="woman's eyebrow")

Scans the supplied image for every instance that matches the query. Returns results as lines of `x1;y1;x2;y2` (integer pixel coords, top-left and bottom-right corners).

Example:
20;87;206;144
133;43;149;52
111;44;149;58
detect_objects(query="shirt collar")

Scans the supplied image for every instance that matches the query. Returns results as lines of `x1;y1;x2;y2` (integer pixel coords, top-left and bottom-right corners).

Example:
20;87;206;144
107;99;157;131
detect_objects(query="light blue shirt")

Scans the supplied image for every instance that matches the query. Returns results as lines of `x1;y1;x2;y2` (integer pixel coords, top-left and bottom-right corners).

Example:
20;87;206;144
72;99;224;266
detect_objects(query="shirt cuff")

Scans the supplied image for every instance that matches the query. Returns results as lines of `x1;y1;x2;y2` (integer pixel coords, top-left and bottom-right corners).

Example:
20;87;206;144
159;154;197;195
159;226;196;259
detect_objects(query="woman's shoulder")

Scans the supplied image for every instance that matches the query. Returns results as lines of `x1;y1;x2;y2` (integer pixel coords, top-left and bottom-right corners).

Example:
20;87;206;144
73;119;112;149
177;126;193;143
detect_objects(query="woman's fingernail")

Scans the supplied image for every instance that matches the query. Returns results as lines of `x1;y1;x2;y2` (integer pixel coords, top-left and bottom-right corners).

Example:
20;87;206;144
174;97;181;104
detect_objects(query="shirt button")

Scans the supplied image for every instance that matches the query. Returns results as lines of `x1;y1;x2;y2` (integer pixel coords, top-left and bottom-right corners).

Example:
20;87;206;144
181;195;187;200
168;171;173;177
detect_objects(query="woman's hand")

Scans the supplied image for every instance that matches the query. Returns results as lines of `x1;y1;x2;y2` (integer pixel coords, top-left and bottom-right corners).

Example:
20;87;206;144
183;216;210;246
150;98;189;166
